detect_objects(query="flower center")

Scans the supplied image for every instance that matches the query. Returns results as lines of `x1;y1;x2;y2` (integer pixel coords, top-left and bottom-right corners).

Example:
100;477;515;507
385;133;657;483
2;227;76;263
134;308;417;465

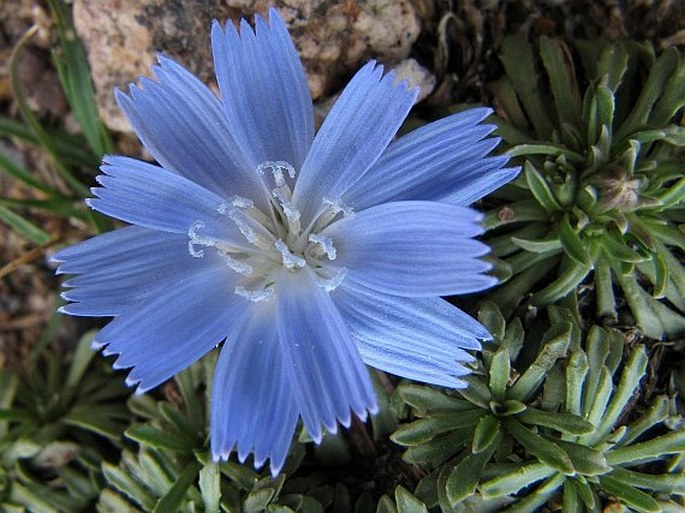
187;160;351;301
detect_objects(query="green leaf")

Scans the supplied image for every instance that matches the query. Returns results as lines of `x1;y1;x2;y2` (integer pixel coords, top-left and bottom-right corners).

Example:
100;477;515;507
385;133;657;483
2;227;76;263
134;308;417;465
478;301;506;340
489;348;510;402
562;480;582;513
391;410;485;446
650;52;685;126
582;367;613;433
616;48;679;142
498;474;565;513
394;487;427;513
503;418;574;475
539;37;581;129
607;430;685;465
9;27;90;197
554;440;610;476
531;257;592;306
518;408;593;435
507;144;584;164
524;161;561;212
446;431;501;505
152;461;202;513
622;395;671;445
480;462;555;497
244;488;276;513
508;322;572;402
600;234;648;263
457;375;492;409
9;482;60;513
397;384;472;413
484;199;548;230
376;495;397;513
611;467;685;494
0;150;59;195
587;346;648;445
47;0;112;157
511;236;562;253
558;214;591;266
0;204;51;245
472;415;501;454
102;461;157;511
499;35;555;137
199;463;221;513
598;475;661;513
97;489;140;513
565;350;589;416
125;425;191;453
597;42;630;92
402;430;471;468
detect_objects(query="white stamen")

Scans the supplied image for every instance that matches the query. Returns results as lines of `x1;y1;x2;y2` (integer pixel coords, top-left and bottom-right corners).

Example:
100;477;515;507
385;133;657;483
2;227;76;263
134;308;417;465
257;161;296;187
227;209;257;244
229;195;254;210
317;267;347;291
323;197;355;219
218;251;253;276
235;285;275;302
308;233;337;260
272;187;301;223
275;239;306;269
188;221;217;258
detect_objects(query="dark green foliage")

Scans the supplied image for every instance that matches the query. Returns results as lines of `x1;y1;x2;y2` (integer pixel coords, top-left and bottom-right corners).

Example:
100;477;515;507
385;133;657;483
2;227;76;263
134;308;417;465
0;333;131;512
392;303;685;512
486;36;685;339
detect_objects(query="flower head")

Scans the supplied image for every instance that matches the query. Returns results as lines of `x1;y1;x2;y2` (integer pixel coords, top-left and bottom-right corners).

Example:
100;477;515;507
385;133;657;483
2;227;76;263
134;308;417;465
53;9;518;475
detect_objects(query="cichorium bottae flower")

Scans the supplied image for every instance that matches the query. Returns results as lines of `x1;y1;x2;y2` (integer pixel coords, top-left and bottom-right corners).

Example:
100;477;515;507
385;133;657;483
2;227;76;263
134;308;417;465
53;8;518;475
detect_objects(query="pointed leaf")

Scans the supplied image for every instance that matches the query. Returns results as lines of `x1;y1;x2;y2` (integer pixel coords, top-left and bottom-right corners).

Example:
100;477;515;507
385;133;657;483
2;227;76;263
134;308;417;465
390;410;485;446
508;322;572;402
480;462;555;497
558;214;591;266
539;37;581;129
499;35;555;137
472;415;501;454
489;348;510;402
503;418;575;475
518;408;593;435
446;431;501;505
199;463;221;513
598;475;661;513
524;161;562;212
394;486;427;513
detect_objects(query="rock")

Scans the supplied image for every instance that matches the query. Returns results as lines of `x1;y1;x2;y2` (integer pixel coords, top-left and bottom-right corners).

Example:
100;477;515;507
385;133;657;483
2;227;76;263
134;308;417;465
73;0;421;133
392;58;436;102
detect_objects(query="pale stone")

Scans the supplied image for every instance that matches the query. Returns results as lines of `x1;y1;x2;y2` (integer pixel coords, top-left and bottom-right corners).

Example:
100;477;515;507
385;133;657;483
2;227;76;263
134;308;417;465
73;0;420;133
392;58;437;102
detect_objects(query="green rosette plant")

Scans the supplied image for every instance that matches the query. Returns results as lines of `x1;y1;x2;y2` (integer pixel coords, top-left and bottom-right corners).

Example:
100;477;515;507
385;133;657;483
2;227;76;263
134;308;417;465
392;303;685;512
484;35;685;339
0;332;130;512
98;354;406;513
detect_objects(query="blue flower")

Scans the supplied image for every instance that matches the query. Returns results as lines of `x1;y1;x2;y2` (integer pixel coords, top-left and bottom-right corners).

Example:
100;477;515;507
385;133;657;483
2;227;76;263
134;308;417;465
53;8;518;475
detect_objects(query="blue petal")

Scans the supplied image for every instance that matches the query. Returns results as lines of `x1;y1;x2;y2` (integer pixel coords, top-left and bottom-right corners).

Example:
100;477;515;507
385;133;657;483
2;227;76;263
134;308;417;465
88;156;245;245
276;269;377;443
292;61;418;222
211;8;314;170
210;302;298;476
324;200;497;297
94;264;246;393
341;108;519;209
115;56;265;200
55;226;207;317
333;276;487;388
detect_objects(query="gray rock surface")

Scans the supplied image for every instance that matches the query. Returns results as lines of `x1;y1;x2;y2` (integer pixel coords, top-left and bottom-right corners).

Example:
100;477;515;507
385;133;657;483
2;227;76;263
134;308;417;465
73;0;421;133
